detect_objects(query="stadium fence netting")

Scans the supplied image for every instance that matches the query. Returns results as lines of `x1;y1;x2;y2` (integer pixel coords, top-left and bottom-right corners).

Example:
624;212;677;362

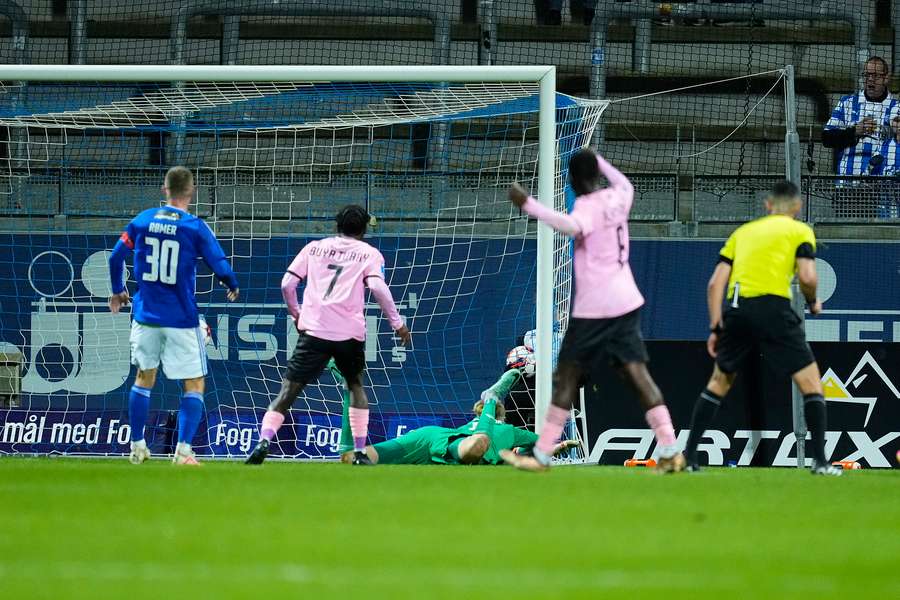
0;74;607;456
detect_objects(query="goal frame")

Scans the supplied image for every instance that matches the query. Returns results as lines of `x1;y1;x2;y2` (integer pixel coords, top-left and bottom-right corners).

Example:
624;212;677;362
0;64;558;434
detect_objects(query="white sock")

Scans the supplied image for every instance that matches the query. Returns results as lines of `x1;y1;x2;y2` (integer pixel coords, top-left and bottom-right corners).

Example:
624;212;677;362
131;439;147;450
176;442;192;455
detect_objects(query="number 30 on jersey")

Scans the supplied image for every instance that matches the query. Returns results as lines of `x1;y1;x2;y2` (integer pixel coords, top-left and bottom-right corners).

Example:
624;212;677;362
143;237;180;284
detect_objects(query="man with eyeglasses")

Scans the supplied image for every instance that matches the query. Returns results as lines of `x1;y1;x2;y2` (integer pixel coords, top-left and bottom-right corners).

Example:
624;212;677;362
823;56;900;219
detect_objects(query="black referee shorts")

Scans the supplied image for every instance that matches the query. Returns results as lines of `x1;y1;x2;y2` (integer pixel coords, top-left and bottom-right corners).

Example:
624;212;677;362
284;332;366;386
715;295;815;378
557;309;649;379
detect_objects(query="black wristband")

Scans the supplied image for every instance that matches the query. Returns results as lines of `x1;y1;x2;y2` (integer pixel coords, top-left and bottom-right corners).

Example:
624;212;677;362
710;324;723;335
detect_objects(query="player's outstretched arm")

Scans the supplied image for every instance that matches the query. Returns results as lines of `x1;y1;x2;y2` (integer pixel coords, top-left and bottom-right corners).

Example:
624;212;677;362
596;154;633;196
480;368;522;404
366;276;410;346
108;231;132;313
508;183;582;238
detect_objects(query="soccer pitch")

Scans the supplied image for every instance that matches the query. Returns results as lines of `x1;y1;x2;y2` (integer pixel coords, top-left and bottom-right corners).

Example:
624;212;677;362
0;458;896;599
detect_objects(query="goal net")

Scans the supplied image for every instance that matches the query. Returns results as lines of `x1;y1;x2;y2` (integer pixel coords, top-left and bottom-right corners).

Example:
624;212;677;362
0;66;605;458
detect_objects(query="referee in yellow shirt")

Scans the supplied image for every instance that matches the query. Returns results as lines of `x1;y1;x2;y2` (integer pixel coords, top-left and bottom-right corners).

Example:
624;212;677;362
683;180;841;476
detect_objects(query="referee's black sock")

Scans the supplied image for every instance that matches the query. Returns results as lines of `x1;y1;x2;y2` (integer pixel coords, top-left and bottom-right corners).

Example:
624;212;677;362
803;393;828;464
684;389;723;466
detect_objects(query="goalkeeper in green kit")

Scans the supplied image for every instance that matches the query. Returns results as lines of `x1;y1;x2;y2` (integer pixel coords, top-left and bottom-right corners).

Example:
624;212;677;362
329;365;578;465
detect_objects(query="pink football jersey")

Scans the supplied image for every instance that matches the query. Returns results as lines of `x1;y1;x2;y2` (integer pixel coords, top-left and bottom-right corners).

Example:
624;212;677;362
521;155;644;319
566;185;644;319
286;236;387;342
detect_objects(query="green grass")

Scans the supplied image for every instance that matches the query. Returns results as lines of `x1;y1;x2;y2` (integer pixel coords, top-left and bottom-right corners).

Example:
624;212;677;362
0;458;897;599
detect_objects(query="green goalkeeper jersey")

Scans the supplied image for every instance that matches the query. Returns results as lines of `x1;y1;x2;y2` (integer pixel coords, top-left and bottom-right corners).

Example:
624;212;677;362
350;369;534;465
372;420;538;465
444;418;539;465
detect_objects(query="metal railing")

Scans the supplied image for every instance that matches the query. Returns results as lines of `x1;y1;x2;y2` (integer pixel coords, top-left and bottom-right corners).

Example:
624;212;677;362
2;1;896;228
590;0;876;144
805;175;900;223
692;173;900;224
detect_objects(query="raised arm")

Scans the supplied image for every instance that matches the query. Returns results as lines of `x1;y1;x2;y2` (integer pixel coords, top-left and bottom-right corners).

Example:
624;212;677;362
596;154;633;195
508;183;582;238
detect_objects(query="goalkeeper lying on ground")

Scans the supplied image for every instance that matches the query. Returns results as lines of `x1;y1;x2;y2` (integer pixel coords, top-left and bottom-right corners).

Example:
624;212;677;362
329;365;577;465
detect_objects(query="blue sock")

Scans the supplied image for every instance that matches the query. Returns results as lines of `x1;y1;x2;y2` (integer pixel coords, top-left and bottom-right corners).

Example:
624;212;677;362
177;392;205;445
129;385;151;443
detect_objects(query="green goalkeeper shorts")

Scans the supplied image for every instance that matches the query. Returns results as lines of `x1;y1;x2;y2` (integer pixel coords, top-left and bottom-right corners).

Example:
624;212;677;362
372;426;464;465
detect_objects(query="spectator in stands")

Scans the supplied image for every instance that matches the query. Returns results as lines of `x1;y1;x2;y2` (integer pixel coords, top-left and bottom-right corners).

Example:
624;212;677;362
823;56;900;218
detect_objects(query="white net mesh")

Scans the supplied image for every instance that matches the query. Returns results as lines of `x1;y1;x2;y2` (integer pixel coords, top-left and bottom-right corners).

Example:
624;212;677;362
0;78;605;458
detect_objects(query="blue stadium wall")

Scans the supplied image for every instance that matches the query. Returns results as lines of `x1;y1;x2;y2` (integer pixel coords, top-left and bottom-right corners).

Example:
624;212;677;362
1;236;898;460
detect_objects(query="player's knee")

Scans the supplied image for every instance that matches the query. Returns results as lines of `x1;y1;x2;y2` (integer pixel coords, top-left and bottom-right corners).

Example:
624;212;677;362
708;366;735;395
347;380;365;396
346;382;368;409
135;369;157;388
183;376;204;394
800;380;824;396
552;367;579;410
459;434;489;464
643;382;663;408
270;379;303;412
554;362;580;383
552;370;565;389
793;363;823;395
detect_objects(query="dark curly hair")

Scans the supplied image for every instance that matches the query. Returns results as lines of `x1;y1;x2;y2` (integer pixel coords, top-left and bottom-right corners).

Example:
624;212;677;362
568;147;600;196
336;204;370;237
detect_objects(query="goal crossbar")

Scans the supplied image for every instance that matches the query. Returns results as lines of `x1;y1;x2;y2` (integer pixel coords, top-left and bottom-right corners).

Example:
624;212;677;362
0;63;558;435
0;65;554;84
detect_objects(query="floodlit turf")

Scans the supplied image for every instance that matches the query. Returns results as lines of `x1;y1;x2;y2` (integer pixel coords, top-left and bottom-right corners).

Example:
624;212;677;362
0;458;897;600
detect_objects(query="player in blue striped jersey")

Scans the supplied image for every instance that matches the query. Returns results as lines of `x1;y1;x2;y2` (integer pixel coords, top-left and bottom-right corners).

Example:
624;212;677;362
107;166;239;466
823;56;900;178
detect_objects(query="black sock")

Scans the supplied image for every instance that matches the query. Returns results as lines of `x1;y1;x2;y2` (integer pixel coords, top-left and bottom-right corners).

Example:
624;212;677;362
684;389;723;465
804;393;827;464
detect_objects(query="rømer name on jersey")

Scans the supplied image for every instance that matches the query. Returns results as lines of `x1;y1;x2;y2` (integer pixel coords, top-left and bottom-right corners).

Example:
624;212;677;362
109;205;239;328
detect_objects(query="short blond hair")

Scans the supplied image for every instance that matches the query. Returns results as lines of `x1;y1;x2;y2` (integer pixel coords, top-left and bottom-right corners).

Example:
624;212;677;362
472;398;507;422
165;166;194;198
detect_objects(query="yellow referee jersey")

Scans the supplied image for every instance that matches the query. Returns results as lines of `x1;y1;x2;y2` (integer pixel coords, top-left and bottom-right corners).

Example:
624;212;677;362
719;214;816;300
